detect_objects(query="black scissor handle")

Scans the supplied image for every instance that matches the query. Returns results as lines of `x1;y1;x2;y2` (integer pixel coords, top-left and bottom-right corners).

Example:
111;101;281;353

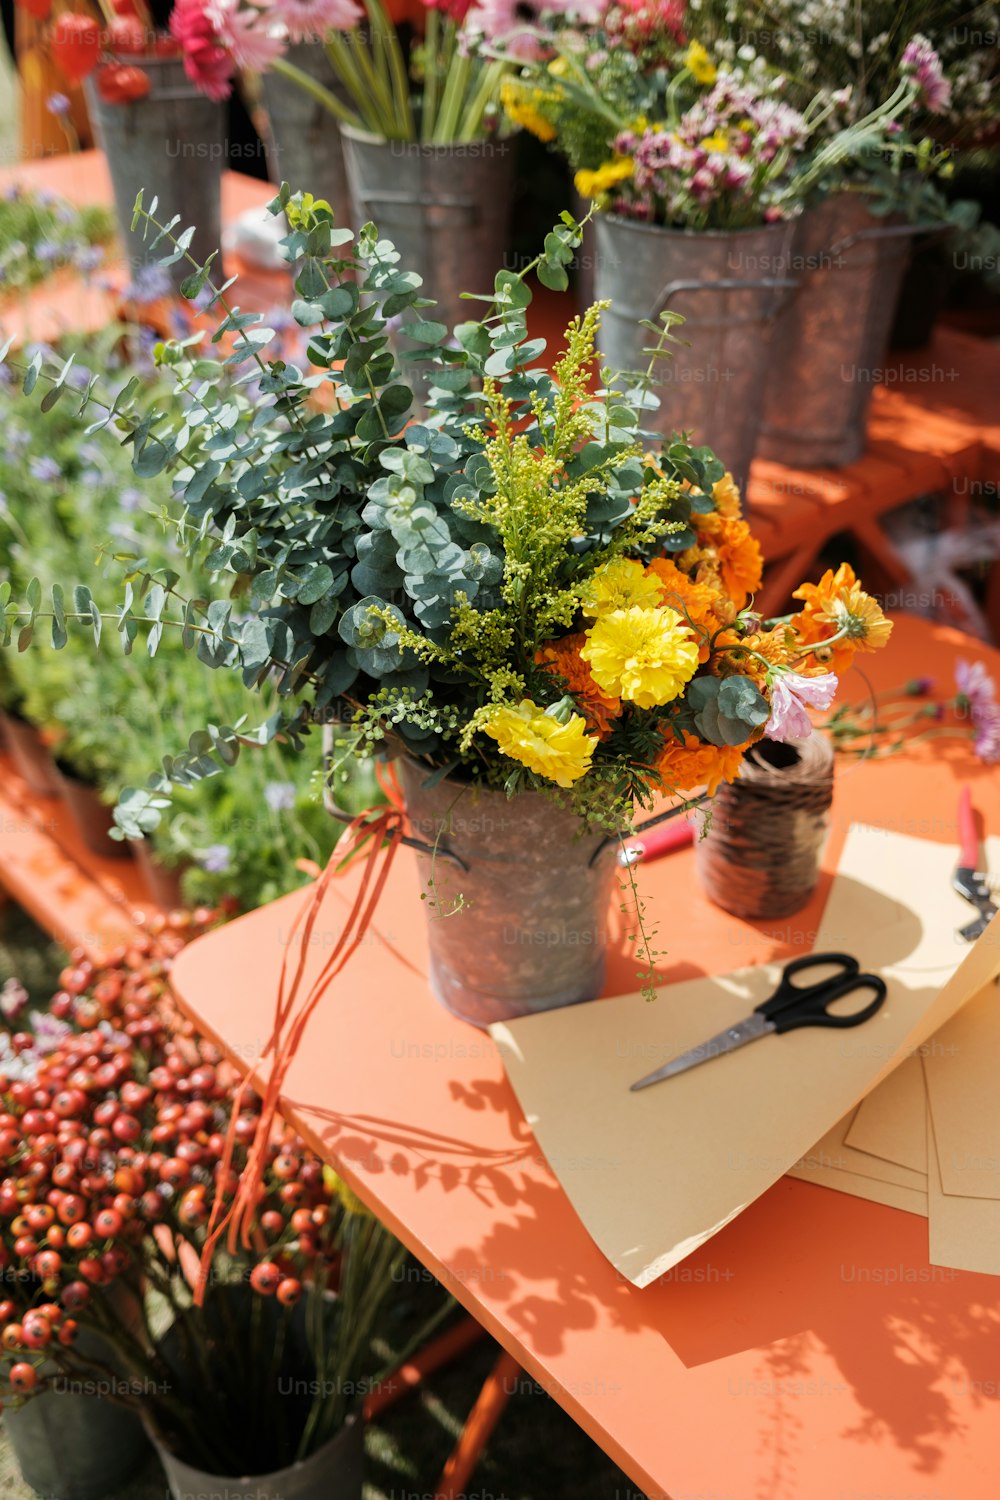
755;952;887;1033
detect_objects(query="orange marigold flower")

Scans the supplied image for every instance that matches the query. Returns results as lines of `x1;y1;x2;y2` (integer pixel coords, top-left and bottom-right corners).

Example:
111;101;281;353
536;633;622;739
645;557;724;660
655;730;747;797
712;518;763;608
712;472;742;518
790;561;892;667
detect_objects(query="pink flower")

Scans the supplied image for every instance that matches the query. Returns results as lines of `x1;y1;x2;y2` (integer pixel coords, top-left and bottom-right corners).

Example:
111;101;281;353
209;0;286;69
265;0;361;43
955;660;1000;763
170;0;235;100
766;671;838;742
901;34;952;115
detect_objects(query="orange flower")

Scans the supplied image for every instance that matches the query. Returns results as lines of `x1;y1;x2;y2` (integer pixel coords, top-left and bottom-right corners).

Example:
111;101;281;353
715;627;793;685
645;557;724;660
692;472;743;534
790;562;893;672
712;518;763;609
536;633;622;738
655;731;747;797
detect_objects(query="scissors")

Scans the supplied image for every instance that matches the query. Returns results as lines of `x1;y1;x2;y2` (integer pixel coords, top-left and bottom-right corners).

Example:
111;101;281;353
630;953;888;1091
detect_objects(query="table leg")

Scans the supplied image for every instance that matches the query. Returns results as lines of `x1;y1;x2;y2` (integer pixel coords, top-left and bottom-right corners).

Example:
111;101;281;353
363;1316;487;1420
434;1349;521;1500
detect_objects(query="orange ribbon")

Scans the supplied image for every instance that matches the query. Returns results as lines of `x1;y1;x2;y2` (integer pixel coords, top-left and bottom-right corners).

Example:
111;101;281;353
195;803;404;1303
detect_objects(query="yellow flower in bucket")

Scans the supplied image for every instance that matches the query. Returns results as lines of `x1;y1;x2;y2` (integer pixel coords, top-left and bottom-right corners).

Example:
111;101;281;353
500;78;557;142
574;157;635;199
581;606;699;709
484;699;597;787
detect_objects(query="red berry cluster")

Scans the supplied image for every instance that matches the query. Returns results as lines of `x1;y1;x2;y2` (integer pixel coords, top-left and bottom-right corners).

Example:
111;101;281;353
0;907;346;1406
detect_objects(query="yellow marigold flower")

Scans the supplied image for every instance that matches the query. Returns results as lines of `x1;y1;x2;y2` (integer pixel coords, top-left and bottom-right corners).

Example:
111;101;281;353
683;40;717;85
656;730;746;796
712;471;742;518
484;700;596;787
574;157;634;199
579;557;664;617
500;79;557;143
581;606;699;709
700;129;729;154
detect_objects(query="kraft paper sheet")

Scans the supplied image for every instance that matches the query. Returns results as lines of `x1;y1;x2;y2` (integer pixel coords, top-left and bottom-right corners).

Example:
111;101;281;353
845;1054;928;1174
491;826;1000;1287
927;1105;1000;1276
922;983;1000;1199
787;1105;927;1200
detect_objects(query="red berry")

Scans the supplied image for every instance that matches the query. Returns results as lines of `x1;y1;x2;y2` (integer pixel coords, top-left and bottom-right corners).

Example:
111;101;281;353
159;1158;190;1188
24;1205;55;1233
0;1302;14;1324
52;1090;87;1121
8;1362;37;1392
78;1258;107;1286
21;1315;51;1350
58;1319;79;1346
260;1210;284;1238
94;1208;123;1239
276;1278;302;1307
34;1250;61;1281
1;1325;23;1351
57;1194;86;1226
66;1222;93;1251
61;1282;91;1312
249;1262;281;1296
271;1154;299;1182
111;1114;141;1145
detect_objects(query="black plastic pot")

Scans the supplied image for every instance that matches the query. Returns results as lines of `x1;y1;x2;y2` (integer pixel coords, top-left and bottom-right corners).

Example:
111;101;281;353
0;711;62;797
52;761;129;860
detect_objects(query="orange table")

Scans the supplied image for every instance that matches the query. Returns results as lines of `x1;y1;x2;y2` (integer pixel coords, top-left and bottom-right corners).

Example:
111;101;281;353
171;613;1000;1500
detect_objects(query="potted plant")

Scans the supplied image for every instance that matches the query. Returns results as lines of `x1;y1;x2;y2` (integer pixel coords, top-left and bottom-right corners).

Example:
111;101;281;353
172;0;515;344
0;924;427;1498
1;191;893;1024
494;5;953;482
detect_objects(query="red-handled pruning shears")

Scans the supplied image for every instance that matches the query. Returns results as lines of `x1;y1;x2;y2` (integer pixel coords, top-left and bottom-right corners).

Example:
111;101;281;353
952;786;998;942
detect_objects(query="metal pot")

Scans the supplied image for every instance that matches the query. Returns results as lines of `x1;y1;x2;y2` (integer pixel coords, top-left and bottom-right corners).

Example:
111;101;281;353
132;838;187;909
593;215;797;490
261;43;352;230
85;56;224;288
340;126;514;340
153;1414;364;1500
757;195;916;468
3;1296;151;1500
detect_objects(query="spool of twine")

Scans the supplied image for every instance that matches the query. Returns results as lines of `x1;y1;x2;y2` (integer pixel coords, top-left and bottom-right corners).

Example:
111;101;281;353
695;734;835;920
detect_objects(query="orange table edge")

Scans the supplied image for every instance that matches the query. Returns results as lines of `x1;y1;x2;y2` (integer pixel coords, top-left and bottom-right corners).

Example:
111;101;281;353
171;614;1000;1500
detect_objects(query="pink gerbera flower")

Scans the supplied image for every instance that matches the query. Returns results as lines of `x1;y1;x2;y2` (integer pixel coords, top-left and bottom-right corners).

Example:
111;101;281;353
209;0;287;69
901;34;952;115
265;0;362;44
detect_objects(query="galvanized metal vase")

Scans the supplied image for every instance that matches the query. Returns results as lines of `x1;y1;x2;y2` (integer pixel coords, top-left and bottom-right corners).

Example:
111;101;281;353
397;759;620;1028
153;1415;363;1500
757;195;915;468
85;56;224;288
593;216;797;491
262;43;352;230
340;127;514;343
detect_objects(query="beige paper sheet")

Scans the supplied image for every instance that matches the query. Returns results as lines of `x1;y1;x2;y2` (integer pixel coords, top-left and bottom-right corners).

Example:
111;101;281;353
927;1105;1000;1275
923;984;1000;1198
790;1107;926;1192
492;826;1000;1287
787;1160;928;1217
846;1054;929;1174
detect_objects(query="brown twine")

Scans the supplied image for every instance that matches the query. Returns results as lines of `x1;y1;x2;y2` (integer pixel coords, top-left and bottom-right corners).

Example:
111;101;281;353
695;734;835;920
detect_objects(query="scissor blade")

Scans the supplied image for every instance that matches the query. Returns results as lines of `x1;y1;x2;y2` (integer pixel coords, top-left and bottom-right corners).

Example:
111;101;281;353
630;1013;774;1091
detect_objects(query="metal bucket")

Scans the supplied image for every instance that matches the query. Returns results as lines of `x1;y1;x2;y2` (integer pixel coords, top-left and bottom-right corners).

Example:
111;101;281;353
261;43;352;230
758;195;916;468
340;126;514;339
154;1414;364;1500
3;1308;150;1500
85;56;224;288
395;759;619;1027
593;215;797;490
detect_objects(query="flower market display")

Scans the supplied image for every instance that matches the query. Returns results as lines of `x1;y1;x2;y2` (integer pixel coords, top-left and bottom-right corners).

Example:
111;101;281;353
0;2;998;1494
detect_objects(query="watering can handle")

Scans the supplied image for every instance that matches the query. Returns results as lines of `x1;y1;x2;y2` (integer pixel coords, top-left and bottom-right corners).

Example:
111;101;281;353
656;275;798;314
823;219;941;257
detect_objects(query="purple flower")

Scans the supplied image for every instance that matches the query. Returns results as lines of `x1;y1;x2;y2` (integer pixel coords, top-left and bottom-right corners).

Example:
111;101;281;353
201;843;232;874
74;245;104;276
46;93;71;117
124;264;172;305
264;781;296;813
901;35;952;115
766;671;839;742
29;455;62;483
0;978;28;1022
955;660;1000;763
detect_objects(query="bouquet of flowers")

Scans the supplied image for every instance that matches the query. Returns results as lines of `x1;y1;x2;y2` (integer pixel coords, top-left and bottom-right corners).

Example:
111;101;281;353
1;194;891;839
494;4;956;226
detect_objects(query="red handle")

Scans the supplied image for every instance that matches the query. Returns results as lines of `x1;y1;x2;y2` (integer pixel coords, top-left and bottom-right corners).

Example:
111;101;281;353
958;785;980;868
626;818;696;862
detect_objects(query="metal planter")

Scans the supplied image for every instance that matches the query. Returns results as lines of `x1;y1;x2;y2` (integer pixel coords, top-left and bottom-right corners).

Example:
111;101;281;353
758;195;915;468
262;43;352;230
154;1414;364;1500
85;56;224;288
593;215;797;490
396;759;620;1028
340;126;514;339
